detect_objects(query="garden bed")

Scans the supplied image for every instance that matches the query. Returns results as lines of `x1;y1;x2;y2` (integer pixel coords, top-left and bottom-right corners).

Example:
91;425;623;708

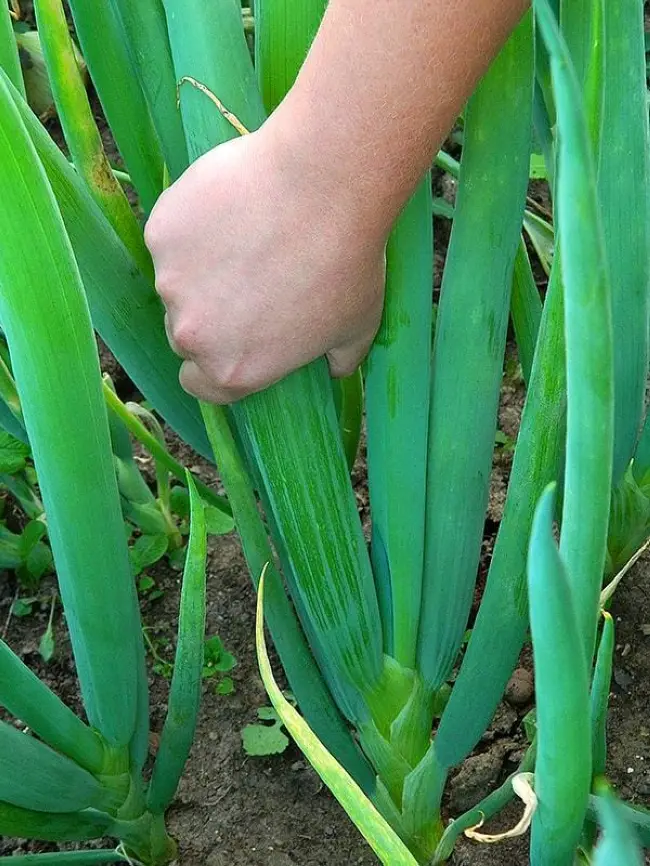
1;363;649;865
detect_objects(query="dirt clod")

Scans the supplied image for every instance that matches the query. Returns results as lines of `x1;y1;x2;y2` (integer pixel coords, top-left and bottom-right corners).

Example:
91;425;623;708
505;668;534;708
448;746;508;814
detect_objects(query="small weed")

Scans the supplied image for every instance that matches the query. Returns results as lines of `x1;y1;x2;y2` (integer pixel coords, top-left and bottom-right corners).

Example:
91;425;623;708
242;694;296;757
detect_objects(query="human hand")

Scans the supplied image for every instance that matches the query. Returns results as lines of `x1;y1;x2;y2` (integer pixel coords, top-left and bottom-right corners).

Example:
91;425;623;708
144;125;386;404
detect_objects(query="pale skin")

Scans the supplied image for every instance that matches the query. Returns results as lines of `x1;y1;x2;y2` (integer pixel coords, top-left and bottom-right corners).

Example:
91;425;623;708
145;0;529;404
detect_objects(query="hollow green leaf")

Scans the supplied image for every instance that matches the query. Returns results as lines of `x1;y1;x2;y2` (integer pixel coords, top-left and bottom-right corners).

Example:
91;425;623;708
560;0;605;153
590;613;614;779
598;0;650;483
533;83;556;194
166;0;384;727
249;7;383;717
163;0;265;154
235;366;384;723
147;473;207;814
334;368;364;471
0;640;104;773
108;0;188;181
0;721;110;813
0;852;125;865
0;801;112;843
418;12;534;690
511;239;543;386
400;742;446;855
0;77;142;745
199;403;374;790
584;612;616;849
255;0;326;113
66;0;164;212
0;0;24;95
33;0;151;280
538;0;614;666
365;178;433;668
528;485;591;866
436;254;566;769
2;73;212;462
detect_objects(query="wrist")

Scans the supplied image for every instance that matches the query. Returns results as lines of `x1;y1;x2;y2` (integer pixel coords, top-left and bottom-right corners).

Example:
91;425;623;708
261;90;398;250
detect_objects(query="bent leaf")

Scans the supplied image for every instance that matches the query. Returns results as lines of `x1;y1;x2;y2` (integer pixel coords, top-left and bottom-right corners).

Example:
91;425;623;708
256;570;418;866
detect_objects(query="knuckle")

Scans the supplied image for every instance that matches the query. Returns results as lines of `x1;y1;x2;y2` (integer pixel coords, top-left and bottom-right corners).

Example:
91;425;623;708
328;352;357;378
213;355;261;398
153;272;176;303
143;213;162;252
180;352;267;404
336;360;357;378
169;318;199;356
214;357;246;393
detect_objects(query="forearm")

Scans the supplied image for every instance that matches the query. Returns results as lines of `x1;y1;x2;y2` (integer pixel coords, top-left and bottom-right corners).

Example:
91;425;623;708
267;0;529;240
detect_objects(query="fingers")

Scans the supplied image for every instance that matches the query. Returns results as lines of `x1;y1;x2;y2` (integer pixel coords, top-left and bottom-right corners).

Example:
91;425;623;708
326;314;381;379
179;360;268;405
180;361;236;405
164;312;183;359
326;345;367;378
143;186;173;257
180;334;374;403
177;321;378;401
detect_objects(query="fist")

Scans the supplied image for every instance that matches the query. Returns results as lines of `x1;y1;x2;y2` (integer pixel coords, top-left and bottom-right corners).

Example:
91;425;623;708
144;126;386;404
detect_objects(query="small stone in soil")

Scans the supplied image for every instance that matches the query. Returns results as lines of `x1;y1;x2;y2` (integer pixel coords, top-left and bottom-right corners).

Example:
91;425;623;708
504;668;534;707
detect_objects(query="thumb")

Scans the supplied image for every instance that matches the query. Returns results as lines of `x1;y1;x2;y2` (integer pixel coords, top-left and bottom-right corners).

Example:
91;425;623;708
326;328;378;378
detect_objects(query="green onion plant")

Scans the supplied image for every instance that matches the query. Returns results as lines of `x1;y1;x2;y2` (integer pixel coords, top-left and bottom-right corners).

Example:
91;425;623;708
0;0;648;863
0;8;210;861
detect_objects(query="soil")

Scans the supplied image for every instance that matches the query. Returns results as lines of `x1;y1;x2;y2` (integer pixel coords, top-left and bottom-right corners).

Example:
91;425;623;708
3;8;650;863
3;355;650;866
